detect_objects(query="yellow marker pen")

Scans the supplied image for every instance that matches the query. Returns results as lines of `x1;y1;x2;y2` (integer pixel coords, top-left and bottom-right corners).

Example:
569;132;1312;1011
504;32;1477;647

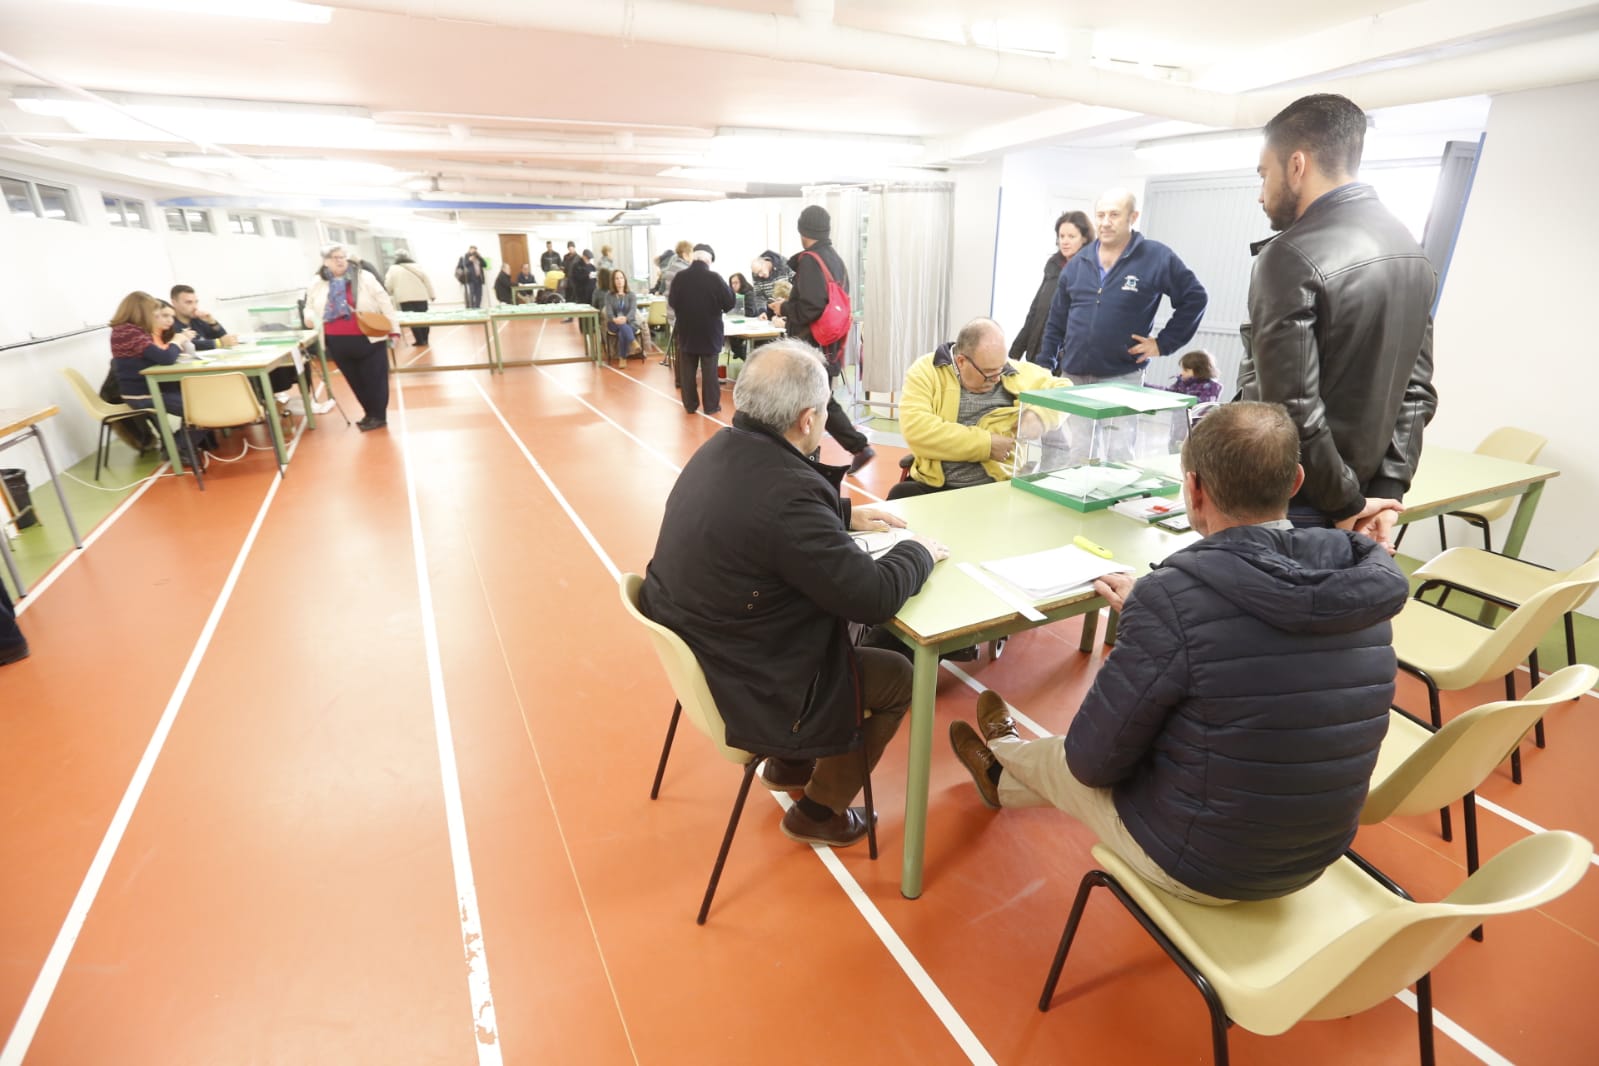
1073;534;1113;559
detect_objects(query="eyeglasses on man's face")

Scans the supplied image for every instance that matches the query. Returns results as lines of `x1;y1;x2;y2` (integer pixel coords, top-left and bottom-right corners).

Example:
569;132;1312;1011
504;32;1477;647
959;355;1006;383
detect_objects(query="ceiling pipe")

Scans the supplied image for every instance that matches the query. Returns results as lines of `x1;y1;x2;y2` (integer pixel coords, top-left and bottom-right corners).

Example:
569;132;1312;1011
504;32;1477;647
318;0;1243;127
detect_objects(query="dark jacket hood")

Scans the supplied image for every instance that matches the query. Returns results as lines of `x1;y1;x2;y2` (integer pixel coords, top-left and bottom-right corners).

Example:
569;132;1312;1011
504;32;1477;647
1161;525;1408;635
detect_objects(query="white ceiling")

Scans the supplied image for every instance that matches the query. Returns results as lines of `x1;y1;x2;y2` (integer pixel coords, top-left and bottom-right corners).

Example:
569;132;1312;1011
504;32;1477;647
0;0;1595;210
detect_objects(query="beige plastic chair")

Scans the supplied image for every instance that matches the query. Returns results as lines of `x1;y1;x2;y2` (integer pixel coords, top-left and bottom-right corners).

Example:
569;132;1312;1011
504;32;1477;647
61;367;161;481
1364;665;1597;886
1413;546;1599;675
1392;556;1599;774
618;573;877;924
1039;832;1593;1066
1396;427;1547;551
179;372;271;490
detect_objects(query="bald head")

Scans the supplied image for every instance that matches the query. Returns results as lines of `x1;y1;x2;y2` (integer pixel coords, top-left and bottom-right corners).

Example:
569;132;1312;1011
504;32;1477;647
952;317;1009;394
1094;188;1140;252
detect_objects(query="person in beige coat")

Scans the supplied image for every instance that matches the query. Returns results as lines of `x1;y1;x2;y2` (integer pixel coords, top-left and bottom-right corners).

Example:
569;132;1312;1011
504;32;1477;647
384;251;437;346
305;242;397;430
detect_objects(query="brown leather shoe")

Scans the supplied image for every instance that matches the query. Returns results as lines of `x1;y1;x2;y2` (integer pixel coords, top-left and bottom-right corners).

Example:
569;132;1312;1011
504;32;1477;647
949;721;1002;809
780;804;874;847
976;690;1018;742
759;757;816;792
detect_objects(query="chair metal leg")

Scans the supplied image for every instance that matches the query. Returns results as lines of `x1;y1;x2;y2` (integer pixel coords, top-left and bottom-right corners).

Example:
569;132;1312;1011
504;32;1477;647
1041;869;1232;1065
1393;522;1409;550
1425;676;1442;729
1511;746;1523;785
181;425;205;490
1565;613;1578;670
1479;519;1492;552
860;746;878;861
1438;801;1452;843
1437;515;1447;551
1529;652;1546;748
1464;791;1484;942
649;701;682;800
697;759;759;925
1416;973;1437;1066
94;421;108;481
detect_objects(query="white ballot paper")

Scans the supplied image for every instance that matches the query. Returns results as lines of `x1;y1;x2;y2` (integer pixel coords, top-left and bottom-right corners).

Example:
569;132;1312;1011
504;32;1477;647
980;543;1134;601
1069;384;1193;413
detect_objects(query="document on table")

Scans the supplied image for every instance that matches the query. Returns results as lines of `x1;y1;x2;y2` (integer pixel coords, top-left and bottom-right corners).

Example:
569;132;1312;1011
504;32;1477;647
980;543;1134;600
1070;384;1192;412
1035;465;1145;498
851;527;917;559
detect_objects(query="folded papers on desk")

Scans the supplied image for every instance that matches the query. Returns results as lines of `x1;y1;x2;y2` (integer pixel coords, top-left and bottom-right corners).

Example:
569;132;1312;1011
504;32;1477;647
981;543;1134;600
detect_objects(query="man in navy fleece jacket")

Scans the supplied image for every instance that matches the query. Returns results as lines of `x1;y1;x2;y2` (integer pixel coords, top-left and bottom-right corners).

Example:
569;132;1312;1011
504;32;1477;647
1034;189;1208;461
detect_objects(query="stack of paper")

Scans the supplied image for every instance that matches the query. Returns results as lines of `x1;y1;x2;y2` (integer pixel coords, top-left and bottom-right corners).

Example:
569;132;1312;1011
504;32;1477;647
981;544;1133;600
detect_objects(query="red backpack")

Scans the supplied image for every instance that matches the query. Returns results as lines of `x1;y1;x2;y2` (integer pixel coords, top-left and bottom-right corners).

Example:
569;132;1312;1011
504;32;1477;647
801;250;852;347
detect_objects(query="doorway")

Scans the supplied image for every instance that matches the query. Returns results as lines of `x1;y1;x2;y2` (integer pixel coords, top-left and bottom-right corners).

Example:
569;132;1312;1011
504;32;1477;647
498;234;530;289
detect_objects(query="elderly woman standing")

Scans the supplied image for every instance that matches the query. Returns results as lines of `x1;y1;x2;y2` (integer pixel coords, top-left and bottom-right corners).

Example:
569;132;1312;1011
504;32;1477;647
305;242;397;431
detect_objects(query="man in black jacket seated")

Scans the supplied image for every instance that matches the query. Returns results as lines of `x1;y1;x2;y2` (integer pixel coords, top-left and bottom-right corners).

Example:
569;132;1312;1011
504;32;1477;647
950;402;1409;903
641;340;948;847
1239;93;1437;548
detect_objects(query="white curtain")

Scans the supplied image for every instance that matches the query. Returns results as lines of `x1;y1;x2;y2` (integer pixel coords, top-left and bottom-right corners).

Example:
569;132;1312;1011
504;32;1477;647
862;182;953;394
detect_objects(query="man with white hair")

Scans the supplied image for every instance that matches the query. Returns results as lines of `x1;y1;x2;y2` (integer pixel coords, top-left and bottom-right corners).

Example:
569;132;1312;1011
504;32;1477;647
667;242;736;415
641;339;948;847
1034;188;1208;461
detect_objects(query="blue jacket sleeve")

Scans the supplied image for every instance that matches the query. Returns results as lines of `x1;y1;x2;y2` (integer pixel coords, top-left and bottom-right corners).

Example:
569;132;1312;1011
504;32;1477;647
1034;268;1071;373
1064;577;1189;787
1156;251;1208;355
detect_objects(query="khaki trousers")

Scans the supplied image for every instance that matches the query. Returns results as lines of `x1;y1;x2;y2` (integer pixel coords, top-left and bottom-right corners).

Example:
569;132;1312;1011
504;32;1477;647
802;648;912;813
990;734;1232;906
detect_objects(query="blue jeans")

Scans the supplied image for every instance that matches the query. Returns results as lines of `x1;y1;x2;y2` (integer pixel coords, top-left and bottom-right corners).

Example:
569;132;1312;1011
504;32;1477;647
608;321;636;358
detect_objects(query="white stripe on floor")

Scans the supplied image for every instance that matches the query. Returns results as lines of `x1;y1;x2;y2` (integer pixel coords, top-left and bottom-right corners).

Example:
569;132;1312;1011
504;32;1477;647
395;378;503;1065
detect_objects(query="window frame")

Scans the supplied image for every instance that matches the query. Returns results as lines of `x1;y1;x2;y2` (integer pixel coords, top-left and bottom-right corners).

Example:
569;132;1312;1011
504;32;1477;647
1;173;82;222
271;217;297;238
228;211;263;236
103;194;151;229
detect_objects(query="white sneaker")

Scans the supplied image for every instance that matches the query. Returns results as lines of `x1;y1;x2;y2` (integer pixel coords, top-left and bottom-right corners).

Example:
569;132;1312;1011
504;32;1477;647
314;399;336;414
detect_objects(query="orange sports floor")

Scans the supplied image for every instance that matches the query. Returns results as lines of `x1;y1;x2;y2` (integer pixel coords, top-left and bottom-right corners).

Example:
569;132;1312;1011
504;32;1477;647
2;319;1596;1066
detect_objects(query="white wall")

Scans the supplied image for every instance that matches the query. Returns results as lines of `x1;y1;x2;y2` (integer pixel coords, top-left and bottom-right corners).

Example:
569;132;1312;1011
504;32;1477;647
647;198;805;286
948;158;1003;336
1413;80;1599;615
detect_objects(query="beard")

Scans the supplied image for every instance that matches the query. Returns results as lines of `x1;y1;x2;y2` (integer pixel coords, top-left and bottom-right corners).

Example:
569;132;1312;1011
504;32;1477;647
1264;193;1297;232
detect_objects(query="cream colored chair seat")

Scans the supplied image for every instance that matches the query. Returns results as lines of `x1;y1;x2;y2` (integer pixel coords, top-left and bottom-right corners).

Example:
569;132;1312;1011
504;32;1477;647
1414;547;1598;673
61;367;162;481
179;372;272;490
1040;833;1593;1065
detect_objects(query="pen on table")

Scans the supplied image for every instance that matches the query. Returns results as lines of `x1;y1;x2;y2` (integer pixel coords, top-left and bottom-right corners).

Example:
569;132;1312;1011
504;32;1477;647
1074;535;1113;559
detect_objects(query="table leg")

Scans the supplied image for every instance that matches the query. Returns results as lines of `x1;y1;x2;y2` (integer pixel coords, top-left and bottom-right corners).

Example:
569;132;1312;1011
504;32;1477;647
900;643;940;900
486;321;503;373
1078;607;1100;652
1499;481;1545;559
258;370;289;471
297;360;318;431
533;318;548;362
148;385;184;475
30;426;82;546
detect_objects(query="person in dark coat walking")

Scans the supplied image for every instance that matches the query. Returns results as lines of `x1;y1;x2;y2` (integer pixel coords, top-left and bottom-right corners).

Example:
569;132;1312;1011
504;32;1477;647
667;244;735;415
1009;210;1093;364
456;246;488;309
949;402;1409;903
641;340;948;847
775;205;873;473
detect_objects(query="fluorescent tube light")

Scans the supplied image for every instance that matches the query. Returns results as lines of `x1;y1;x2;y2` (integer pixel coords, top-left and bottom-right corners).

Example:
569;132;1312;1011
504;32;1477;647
58;0;333;23
11;89;372;145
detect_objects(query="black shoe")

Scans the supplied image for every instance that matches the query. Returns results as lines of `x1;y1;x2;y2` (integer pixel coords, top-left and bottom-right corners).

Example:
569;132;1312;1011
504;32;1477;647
847;446;876;474
357;417;387;432
0;640;29;667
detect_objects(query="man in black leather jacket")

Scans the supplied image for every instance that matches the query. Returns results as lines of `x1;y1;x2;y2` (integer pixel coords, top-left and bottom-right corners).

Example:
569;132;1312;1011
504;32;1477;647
1237;93;1437;548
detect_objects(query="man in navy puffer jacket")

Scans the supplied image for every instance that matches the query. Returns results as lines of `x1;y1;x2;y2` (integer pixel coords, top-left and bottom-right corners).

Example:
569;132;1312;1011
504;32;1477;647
950;402;1408;903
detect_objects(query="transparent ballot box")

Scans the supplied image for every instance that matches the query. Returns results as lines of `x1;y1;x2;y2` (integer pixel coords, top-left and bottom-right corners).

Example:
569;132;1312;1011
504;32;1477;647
1010;383;1194;512
247;305;304;333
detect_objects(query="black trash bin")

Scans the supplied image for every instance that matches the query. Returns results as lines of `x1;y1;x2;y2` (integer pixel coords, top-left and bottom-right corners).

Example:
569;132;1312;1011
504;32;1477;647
1;469;36;530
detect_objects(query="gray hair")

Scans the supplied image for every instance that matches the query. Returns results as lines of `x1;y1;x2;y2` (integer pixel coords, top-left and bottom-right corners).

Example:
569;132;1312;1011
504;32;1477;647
319;242;346;259
733;339;830;432
953;317;1004;356
692;248;714;264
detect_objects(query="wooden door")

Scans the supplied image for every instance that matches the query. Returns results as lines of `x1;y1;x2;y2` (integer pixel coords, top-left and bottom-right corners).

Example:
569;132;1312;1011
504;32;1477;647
499;234;530;278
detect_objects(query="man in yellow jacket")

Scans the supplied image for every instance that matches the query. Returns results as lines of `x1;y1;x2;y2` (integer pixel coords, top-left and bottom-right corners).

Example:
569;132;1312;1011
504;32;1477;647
890;318;1072;499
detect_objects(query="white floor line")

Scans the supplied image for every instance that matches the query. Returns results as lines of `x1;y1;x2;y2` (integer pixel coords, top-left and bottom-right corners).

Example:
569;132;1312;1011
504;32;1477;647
938;663;1518;1066
469;376;997;1064
0;438;296;1066
13;459;171;617
394;378;503;1065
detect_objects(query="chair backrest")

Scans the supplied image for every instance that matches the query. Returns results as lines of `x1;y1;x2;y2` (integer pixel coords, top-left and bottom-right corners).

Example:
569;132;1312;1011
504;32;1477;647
1475;426;1548;464
1094;830;1593;1037
1362;664;1599;820
1298;831;1591;1023
62;366;130;419
646;300;668;326
180;372;263;430
617;574;752;766
1461;427;1550;521
1464;557;1599;681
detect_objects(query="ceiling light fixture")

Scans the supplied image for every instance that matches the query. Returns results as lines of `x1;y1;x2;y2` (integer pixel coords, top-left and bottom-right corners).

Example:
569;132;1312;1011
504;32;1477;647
57;0;333;23
10;88;373;145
